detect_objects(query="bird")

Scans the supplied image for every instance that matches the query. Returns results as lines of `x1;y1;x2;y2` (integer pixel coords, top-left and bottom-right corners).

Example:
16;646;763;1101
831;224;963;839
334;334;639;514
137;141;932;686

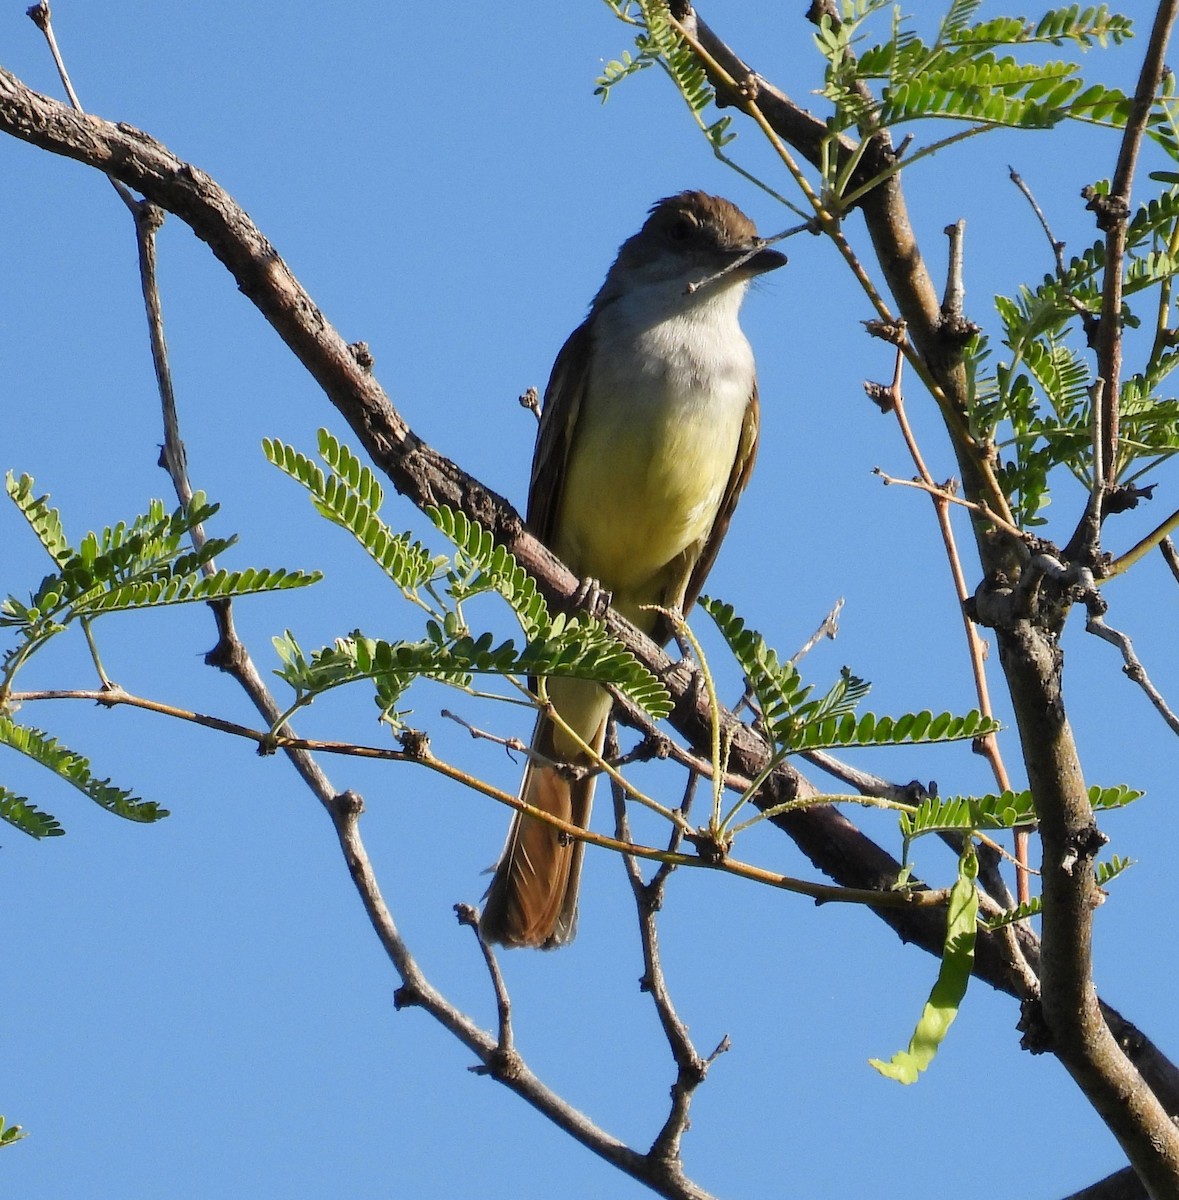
479;191;785;948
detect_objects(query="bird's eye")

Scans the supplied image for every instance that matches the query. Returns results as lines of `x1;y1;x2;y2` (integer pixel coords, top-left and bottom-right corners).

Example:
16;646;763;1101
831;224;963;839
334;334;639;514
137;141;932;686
667;216;694;242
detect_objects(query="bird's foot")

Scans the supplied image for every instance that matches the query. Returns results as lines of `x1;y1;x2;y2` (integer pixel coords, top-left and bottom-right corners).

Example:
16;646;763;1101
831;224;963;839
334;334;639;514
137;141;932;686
573;576;612;621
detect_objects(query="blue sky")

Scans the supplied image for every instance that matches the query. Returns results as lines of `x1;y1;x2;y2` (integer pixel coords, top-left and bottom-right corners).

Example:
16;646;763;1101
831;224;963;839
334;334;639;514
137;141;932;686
2;3;1176;1198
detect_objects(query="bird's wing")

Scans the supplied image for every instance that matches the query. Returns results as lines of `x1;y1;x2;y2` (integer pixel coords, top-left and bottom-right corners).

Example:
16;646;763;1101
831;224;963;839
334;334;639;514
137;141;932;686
679;381;760;616
527;317;595;542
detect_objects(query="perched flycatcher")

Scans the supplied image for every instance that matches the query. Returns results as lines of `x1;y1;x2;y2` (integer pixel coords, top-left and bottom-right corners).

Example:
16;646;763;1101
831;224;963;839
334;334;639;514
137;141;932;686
480;191;786;948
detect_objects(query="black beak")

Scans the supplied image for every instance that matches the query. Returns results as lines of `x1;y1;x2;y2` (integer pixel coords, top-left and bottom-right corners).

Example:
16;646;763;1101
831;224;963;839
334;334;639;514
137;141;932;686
746;244;788;275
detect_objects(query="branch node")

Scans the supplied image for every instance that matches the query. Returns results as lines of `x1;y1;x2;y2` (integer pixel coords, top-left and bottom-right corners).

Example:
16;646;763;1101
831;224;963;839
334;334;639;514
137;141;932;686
862;317;907;346
518;385;540;421
348;341;374;371
1081;184;1130;232
1017;998;1054;1055
470;1045;525;1081
863;380;895;412
397;728;431;759
333;789;365;819
393;982;424;1011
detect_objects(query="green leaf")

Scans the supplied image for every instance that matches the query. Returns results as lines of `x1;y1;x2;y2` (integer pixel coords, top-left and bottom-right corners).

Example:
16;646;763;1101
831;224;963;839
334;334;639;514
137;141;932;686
1089;783;1144;811
699;596;815;746
816;2;1133;140
598;0;738;151
983;854;1134;929
80;566;321;616
6;472;71;566
264;434;439;593
0;786;64;838
701;596;997;754
901;789;1037;843
427;505;552;635
0;715;167;824
275;623;672;724
870;846;978;1083
0;1115;27;1149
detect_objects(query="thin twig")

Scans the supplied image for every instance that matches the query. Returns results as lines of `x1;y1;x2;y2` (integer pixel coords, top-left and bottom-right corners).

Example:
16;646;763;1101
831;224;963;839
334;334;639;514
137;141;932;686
1104;508;1179;578
12;684;949;909
611;758;721;1172
1085;613;1179;736
877;345;1024;897
1008;167;1096;329
331;798;683;1192
29;2;138;216
454;904;516;1063
941;218;967;321
801;750;1018;906
1080;0;1179;522
873;470;1026;540
1162;536;1179;585
788;598;844;665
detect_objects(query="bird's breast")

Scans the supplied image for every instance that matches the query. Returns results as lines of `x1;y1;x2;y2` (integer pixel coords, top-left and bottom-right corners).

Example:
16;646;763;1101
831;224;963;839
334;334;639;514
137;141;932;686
554;304;754;619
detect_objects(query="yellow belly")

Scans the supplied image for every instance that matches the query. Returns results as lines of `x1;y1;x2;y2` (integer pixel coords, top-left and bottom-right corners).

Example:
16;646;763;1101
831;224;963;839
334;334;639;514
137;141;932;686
554;392;742;629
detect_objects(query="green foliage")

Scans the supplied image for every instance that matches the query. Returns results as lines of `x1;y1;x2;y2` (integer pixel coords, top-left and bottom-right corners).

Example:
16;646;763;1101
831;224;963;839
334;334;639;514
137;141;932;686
266;434;671;728
0;1115;26;1149
264;432;444;595
701;597;999;754
1088;782;1145;810
425;505;554;638
902;781;1139;830
900;788;1037;843
2;471;316;834
870;845;979;1083
983;854;1134;928
969;187;1179;524
816;3;1133;141
426;505;668;720
901;784;1140;863
596;0;735;151
2;472;321;685
0;785;64;839
0;714;167;834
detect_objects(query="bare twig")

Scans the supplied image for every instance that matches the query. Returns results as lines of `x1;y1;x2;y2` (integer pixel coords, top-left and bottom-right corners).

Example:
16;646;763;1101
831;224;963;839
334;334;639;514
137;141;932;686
1008;167;1097;332
788;597;844;665
454;904;516;1063
802;749;1017;908
940;218;967;322
10;684;948;909
874;346;1023;897
611;760;720;1173
1085;613;1179;736
873;469;1026;540
1162;536;1179;585
1104;508;1179;578
331;796;698;1195
1078;0;1179;516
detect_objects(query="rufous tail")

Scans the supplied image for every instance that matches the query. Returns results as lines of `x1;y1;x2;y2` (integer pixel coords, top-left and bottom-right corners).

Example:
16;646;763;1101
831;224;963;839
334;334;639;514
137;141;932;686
480;708;606;949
